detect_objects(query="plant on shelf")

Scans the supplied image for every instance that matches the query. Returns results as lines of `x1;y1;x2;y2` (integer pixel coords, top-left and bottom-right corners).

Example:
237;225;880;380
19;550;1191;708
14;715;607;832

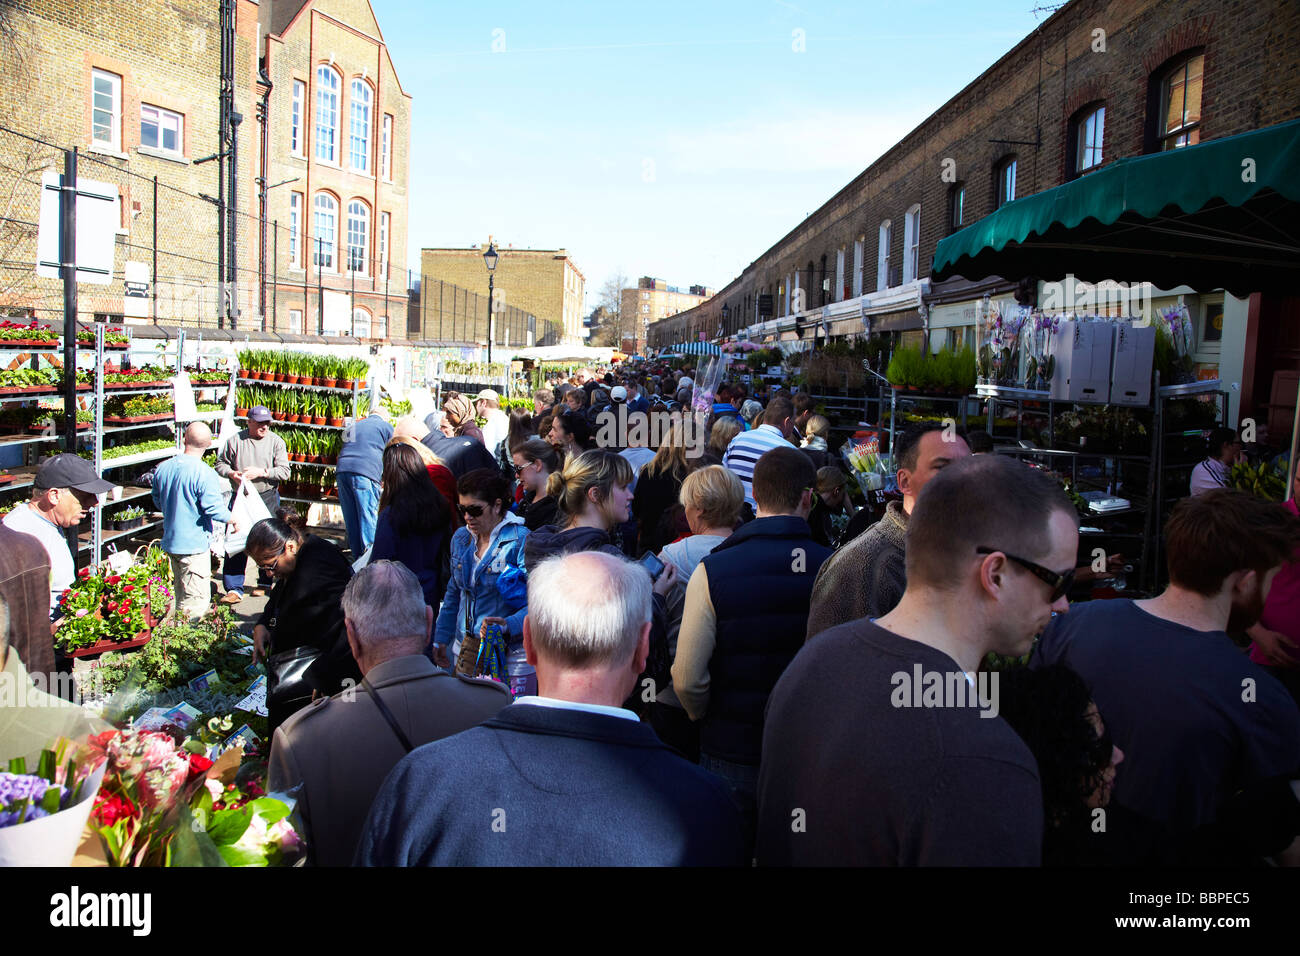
0;318;59;345
1228;459;1288;502
76;326;129;347
111;505;148;530
93;438;177;463
885;346;924;389
105;395;174;421
34;408;94;432
55;548;172;653
0;367;62;392
380;395;411;419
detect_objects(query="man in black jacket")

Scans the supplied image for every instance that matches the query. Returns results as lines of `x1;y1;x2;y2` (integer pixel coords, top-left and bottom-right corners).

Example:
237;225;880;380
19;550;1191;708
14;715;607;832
672;446;831;842
355;550;744;866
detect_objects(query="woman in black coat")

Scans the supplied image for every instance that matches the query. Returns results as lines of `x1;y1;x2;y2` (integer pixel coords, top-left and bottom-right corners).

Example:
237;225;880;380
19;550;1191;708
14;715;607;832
247;517;356;733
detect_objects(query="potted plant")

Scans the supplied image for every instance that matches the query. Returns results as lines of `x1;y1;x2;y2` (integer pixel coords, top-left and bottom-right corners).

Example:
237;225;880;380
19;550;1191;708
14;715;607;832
111;505;147;531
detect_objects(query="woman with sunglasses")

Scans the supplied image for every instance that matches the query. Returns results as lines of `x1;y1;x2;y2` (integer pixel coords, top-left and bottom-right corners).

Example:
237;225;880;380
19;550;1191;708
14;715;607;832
371;442;454;608
511;438;561;531
432;468;531;693
246;516;356;733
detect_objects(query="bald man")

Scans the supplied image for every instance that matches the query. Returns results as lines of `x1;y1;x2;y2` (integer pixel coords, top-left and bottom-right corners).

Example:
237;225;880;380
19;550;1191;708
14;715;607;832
152;423;236;619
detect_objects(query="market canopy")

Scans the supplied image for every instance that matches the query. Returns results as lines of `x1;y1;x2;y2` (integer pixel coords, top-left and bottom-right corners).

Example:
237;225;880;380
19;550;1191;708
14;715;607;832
932;118;1300;298
665;342;722;356
509;344;617;364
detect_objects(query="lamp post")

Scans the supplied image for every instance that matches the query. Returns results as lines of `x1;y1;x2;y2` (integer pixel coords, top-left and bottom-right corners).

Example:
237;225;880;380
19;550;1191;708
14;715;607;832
483;242;499;363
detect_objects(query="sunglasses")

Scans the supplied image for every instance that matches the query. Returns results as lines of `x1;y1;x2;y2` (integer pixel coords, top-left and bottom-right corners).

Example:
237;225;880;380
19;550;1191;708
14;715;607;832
457;503;486;518
976;547;1075;602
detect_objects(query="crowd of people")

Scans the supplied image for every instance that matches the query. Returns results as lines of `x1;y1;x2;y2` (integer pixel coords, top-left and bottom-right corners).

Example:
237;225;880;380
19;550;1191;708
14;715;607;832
1;356;1299;868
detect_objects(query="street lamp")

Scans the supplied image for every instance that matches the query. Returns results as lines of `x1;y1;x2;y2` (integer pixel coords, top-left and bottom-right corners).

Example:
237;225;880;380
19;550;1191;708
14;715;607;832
483;242;499;363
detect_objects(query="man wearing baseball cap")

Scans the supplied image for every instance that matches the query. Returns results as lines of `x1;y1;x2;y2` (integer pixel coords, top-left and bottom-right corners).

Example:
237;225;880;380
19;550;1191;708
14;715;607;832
2;453;113;616
474;388;509;458
214;405;289;604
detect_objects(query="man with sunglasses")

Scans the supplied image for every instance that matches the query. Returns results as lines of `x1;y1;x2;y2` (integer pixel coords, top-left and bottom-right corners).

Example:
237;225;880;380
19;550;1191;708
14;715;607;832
1033;489;1300;838
757;454;1078;865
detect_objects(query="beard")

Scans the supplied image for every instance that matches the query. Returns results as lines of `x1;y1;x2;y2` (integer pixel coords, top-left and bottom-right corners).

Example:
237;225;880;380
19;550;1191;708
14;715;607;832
1225;582;1267;633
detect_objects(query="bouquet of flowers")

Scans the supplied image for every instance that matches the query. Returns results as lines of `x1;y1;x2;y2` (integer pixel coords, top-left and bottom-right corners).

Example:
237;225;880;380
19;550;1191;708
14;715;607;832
1156;303;1197;384
0;739;107;866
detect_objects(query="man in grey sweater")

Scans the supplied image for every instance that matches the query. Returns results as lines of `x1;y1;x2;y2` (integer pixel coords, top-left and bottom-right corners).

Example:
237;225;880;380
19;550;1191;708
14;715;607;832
806;423;969;641
215;406;290;603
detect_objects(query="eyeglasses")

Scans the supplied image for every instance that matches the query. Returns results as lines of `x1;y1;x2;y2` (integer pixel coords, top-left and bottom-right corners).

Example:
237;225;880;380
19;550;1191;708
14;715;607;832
457;503;486;518
256;548;286;573
976;547;1075;602
511;462;530;475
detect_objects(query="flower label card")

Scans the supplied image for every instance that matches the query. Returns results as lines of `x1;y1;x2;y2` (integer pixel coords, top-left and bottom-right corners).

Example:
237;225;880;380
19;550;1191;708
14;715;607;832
236;676;268;718
188;669;218;692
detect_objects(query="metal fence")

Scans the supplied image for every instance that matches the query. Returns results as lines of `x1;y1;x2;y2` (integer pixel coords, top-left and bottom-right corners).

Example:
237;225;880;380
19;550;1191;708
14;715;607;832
0;122;536;343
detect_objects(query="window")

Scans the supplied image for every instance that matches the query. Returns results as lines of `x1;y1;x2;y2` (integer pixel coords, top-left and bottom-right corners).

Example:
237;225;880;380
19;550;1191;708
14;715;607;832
349;79;371;172
288;192;302;268
949;184;965;231
835;247;845;302
352;307;371;338
289;309;304;335
877;221;891;291
378;211;390;278
381;114;393;180
313;193;337;270
903;205;920;284
1159;53;1204;150
91;69;122;151
1070;104;1105;177
852;238;864;298
140;105;182;155
315;65;340;163
291;80;305;157
997;157;1017;207
346;200;369;274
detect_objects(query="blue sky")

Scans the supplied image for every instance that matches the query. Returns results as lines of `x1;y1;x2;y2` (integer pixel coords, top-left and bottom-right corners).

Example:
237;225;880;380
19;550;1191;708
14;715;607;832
378;0;1050;310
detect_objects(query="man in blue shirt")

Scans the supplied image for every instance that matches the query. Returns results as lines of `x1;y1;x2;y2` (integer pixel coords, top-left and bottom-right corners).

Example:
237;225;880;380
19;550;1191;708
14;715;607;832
152;423;234;620
336;409;393;559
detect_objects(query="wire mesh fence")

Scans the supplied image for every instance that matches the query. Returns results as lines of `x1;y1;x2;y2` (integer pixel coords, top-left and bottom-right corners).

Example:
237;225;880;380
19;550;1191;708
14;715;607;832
0;123;555;345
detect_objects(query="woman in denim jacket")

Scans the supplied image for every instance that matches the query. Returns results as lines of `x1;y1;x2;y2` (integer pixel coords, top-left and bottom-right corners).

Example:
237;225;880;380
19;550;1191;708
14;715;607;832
433;468;531;693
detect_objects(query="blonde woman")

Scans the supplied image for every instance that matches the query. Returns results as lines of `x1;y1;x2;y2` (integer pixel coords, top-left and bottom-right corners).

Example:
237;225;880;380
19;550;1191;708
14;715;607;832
651;464;745;760
802;414;831;452
632;421;692;553
704;417;744;467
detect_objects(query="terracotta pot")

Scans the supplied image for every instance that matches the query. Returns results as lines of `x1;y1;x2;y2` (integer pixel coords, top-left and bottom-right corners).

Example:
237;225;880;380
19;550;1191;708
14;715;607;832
273;373;287;382
238;369;250;378
286;413;300;423
311;415;325;426
284;375;299;385
235;407;249;417
321;378;338;388
327;417;344;427
272;412;285;421
338;379;353;391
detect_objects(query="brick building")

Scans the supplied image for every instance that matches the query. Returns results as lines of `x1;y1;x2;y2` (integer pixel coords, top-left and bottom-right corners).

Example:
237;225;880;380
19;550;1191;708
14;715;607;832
260;0;412;340
421;244;586;346
647;0;1300;426
0;0;260;325
0;0;411;340
621;277;712;352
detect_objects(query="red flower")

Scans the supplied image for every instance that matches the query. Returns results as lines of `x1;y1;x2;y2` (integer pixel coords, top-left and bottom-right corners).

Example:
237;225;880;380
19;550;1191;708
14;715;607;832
94;792;138;827
105;575;121;585
187;754;213;777
121;584;135;593
78;568;91;578
106;601;117;612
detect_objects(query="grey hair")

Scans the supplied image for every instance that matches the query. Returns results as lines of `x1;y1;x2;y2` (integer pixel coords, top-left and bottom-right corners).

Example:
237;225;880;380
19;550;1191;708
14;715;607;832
341;560;429;647
526;551;652;668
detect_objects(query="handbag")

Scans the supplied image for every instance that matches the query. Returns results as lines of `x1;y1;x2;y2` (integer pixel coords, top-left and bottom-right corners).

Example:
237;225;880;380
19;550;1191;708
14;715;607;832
267;645;321;721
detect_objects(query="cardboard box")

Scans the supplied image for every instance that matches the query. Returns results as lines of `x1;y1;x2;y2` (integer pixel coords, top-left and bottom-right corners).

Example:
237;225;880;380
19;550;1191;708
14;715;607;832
1109;322;1155;406
1050;320;1113;404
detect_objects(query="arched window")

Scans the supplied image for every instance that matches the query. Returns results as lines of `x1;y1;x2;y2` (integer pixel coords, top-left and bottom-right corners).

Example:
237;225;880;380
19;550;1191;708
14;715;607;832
349;78;372;172
1157;52;1204;150
1068;102;1106;178
902;205;921;284
352;307;371;338
315;65;340;163
313;193;337;270
346;200;369;274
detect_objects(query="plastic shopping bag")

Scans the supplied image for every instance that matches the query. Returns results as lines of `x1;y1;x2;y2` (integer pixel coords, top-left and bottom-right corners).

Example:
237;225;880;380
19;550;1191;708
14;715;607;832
214;479;273;558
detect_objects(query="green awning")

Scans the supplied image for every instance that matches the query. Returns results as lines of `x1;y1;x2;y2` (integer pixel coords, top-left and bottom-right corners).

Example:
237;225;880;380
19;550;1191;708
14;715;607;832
932;118;1300;297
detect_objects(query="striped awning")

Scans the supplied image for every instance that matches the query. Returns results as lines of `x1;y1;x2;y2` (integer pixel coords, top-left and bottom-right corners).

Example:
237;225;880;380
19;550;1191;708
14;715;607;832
669;342;721;356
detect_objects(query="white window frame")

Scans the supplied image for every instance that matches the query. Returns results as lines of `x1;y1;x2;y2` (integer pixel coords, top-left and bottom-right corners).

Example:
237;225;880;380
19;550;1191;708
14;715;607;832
903;205;920;285
1077;105;1105;174
352;307;371;338
91;69;122;152
378;211;390;279
381;113;393;181
349;79;372;174
315;65;340;164
346;200;369;275
140;104;183;156
852;237;864;298
289;309;304;335
291;80;305;157
288;191;303;269
1159;54;1204;151
834;247;846;303
313;192;337;272
877;221;892;291
998;158;1017;207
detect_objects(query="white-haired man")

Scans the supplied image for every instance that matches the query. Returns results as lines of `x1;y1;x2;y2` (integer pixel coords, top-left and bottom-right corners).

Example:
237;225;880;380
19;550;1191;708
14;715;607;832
269;560;508;867
356;550;745;866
